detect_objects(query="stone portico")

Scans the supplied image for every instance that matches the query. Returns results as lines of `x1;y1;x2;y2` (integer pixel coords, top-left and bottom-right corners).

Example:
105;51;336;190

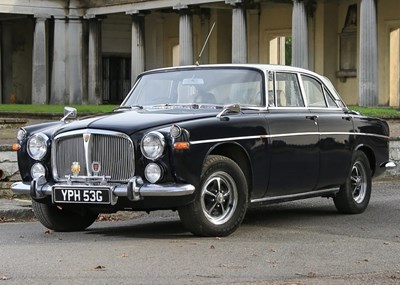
0;0;399;107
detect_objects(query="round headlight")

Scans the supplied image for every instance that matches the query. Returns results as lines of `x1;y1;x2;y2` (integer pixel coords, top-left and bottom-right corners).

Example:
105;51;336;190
145;163;163;184
17;128;27;141
141;131;165;160
31;163;46;179
27;133;49;160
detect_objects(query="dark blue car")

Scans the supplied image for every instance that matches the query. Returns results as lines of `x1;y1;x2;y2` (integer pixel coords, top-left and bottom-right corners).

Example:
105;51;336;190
12;64;395;236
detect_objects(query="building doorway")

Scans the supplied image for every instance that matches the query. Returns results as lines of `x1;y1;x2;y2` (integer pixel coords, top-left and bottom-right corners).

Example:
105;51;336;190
102;56;131;104
269;35;292;66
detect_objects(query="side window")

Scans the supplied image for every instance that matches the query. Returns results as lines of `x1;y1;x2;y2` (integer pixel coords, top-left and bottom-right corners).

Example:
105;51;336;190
301;75;327;107
324;87;339;108
275;72;304;107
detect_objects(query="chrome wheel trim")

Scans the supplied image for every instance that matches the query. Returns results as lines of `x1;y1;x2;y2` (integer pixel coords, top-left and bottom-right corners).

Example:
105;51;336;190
350;161;367;204
200;171;238;225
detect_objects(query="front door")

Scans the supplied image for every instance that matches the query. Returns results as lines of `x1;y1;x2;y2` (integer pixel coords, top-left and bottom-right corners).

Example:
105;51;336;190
265;72;320;196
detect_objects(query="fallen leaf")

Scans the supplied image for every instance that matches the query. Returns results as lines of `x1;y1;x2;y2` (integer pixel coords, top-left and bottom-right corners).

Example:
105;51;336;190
307;272;317;278
219;263;247;269
210;245;215;249
195;274;221;279
355;259;369;263
94;265;106;271
1;275;10;280
295;272;317;278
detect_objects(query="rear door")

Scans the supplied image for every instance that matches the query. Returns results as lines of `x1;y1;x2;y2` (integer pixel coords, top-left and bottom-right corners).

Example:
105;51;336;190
300;74;354;189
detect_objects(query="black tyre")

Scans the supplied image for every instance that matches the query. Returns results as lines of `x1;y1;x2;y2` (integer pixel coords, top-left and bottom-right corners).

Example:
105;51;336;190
178;155;248;237
32;200;98;232
333;151;372;214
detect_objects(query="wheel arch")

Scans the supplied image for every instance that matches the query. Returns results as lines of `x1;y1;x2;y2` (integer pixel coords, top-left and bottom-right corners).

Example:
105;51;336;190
208;143;253;199
354;145;376;175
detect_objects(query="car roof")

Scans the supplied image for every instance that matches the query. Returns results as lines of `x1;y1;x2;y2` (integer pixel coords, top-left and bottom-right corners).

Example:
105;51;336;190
142;64;321;77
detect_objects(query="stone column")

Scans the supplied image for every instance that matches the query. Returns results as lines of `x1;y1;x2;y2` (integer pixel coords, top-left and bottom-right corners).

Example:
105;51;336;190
128;11;145;84
359;0;378;106
32;15;48;104
67;16;84;104
87;15;103;104
230;2;247;64
175;5;193;66
291;0;308;69
50;16;67;104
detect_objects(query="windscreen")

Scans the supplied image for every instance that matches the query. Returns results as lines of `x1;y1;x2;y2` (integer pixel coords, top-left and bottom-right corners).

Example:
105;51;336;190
122;68;264;107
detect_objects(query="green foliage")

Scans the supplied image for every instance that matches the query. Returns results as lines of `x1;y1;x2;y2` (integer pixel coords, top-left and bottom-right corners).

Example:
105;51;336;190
0;104;398;119
0;104;117;114
349;106;400;118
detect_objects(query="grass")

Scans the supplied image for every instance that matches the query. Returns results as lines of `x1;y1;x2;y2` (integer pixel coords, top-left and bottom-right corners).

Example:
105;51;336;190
349;106;400;118
0;104;117;114
0;104;399;118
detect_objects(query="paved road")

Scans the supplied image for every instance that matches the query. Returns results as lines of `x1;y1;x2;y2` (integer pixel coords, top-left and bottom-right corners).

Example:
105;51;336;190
1;180;399;284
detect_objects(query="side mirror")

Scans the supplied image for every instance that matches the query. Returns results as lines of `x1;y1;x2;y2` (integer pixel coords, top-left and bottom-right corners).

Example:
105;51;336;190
216;104;241;120
61;106;77;122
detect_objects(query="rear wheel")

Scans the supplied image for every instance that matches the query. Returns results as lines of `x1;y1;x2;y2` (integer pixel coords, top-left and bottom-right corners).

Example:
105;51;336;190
333;151;372;214
178;155;248;237
32;200;98;232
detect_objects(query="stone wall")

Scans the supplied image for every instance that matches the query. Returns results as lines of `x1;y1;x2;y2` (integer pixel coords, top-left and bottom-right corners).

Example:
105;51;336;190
0;140;399;198
0;150;19;198
385;139;400;177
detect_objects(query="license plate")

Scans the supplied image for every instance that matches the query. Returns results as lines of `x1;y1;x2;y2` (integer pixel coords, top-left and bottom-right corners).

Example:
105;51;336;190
53;186;111;204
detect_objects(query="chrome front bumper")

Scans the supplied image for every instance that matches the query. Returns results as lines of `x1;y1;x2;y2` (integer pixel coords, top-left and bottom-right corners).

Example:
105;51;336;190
11;176;195;203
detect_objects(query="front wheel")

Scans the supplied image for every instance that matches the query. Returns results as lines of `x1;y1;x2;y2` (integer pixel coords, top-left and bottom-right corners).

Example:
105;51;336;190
333;151;372;214
32;200;98;232
178;155;248;237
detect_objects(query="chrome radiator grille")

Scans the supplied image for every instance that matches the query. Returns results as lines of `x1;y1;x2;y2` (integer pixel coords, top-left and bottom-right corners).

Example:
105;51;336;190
52;130;135;182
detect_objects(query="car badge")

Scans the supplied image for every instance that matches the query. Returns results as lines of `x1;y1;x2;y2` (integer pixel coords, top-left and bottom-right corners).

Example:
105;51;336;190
71;161;81;176
83;133;90;143
92;161;101;176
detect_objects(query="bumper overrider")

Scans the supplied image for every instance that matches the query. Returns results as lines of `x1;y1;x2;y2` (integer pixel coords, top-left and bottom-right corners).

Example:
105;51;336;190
11;175;195;205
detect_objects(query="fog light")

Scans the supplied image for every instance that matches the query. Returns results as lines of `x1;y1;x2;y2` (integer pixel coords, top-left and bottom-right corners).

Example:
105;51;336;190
170;125;182;138
145;163;162;184
31;163;46;179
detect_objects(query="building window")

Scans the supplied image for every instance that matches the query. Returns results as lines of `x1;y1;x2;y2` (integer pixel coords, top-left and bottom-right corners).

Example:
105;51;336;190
337;4;357;81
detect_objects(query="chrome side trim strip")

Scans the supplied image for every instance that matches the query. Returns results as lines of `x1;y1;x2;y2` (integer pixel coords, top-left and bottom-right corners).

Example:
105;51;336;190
190;135;266;145
250;188;338;204
190;131;390;145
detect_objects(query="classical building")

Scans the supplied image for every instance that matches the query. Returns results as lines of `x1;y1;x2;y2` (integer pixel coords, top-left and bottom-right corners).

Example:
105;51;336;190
0;0;398;106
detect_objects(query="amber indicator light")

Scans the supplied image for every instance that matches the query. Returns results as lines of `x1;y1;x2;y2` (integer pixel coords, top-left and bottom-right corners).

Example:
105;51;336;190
174;142;190;150
12;144;21;151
